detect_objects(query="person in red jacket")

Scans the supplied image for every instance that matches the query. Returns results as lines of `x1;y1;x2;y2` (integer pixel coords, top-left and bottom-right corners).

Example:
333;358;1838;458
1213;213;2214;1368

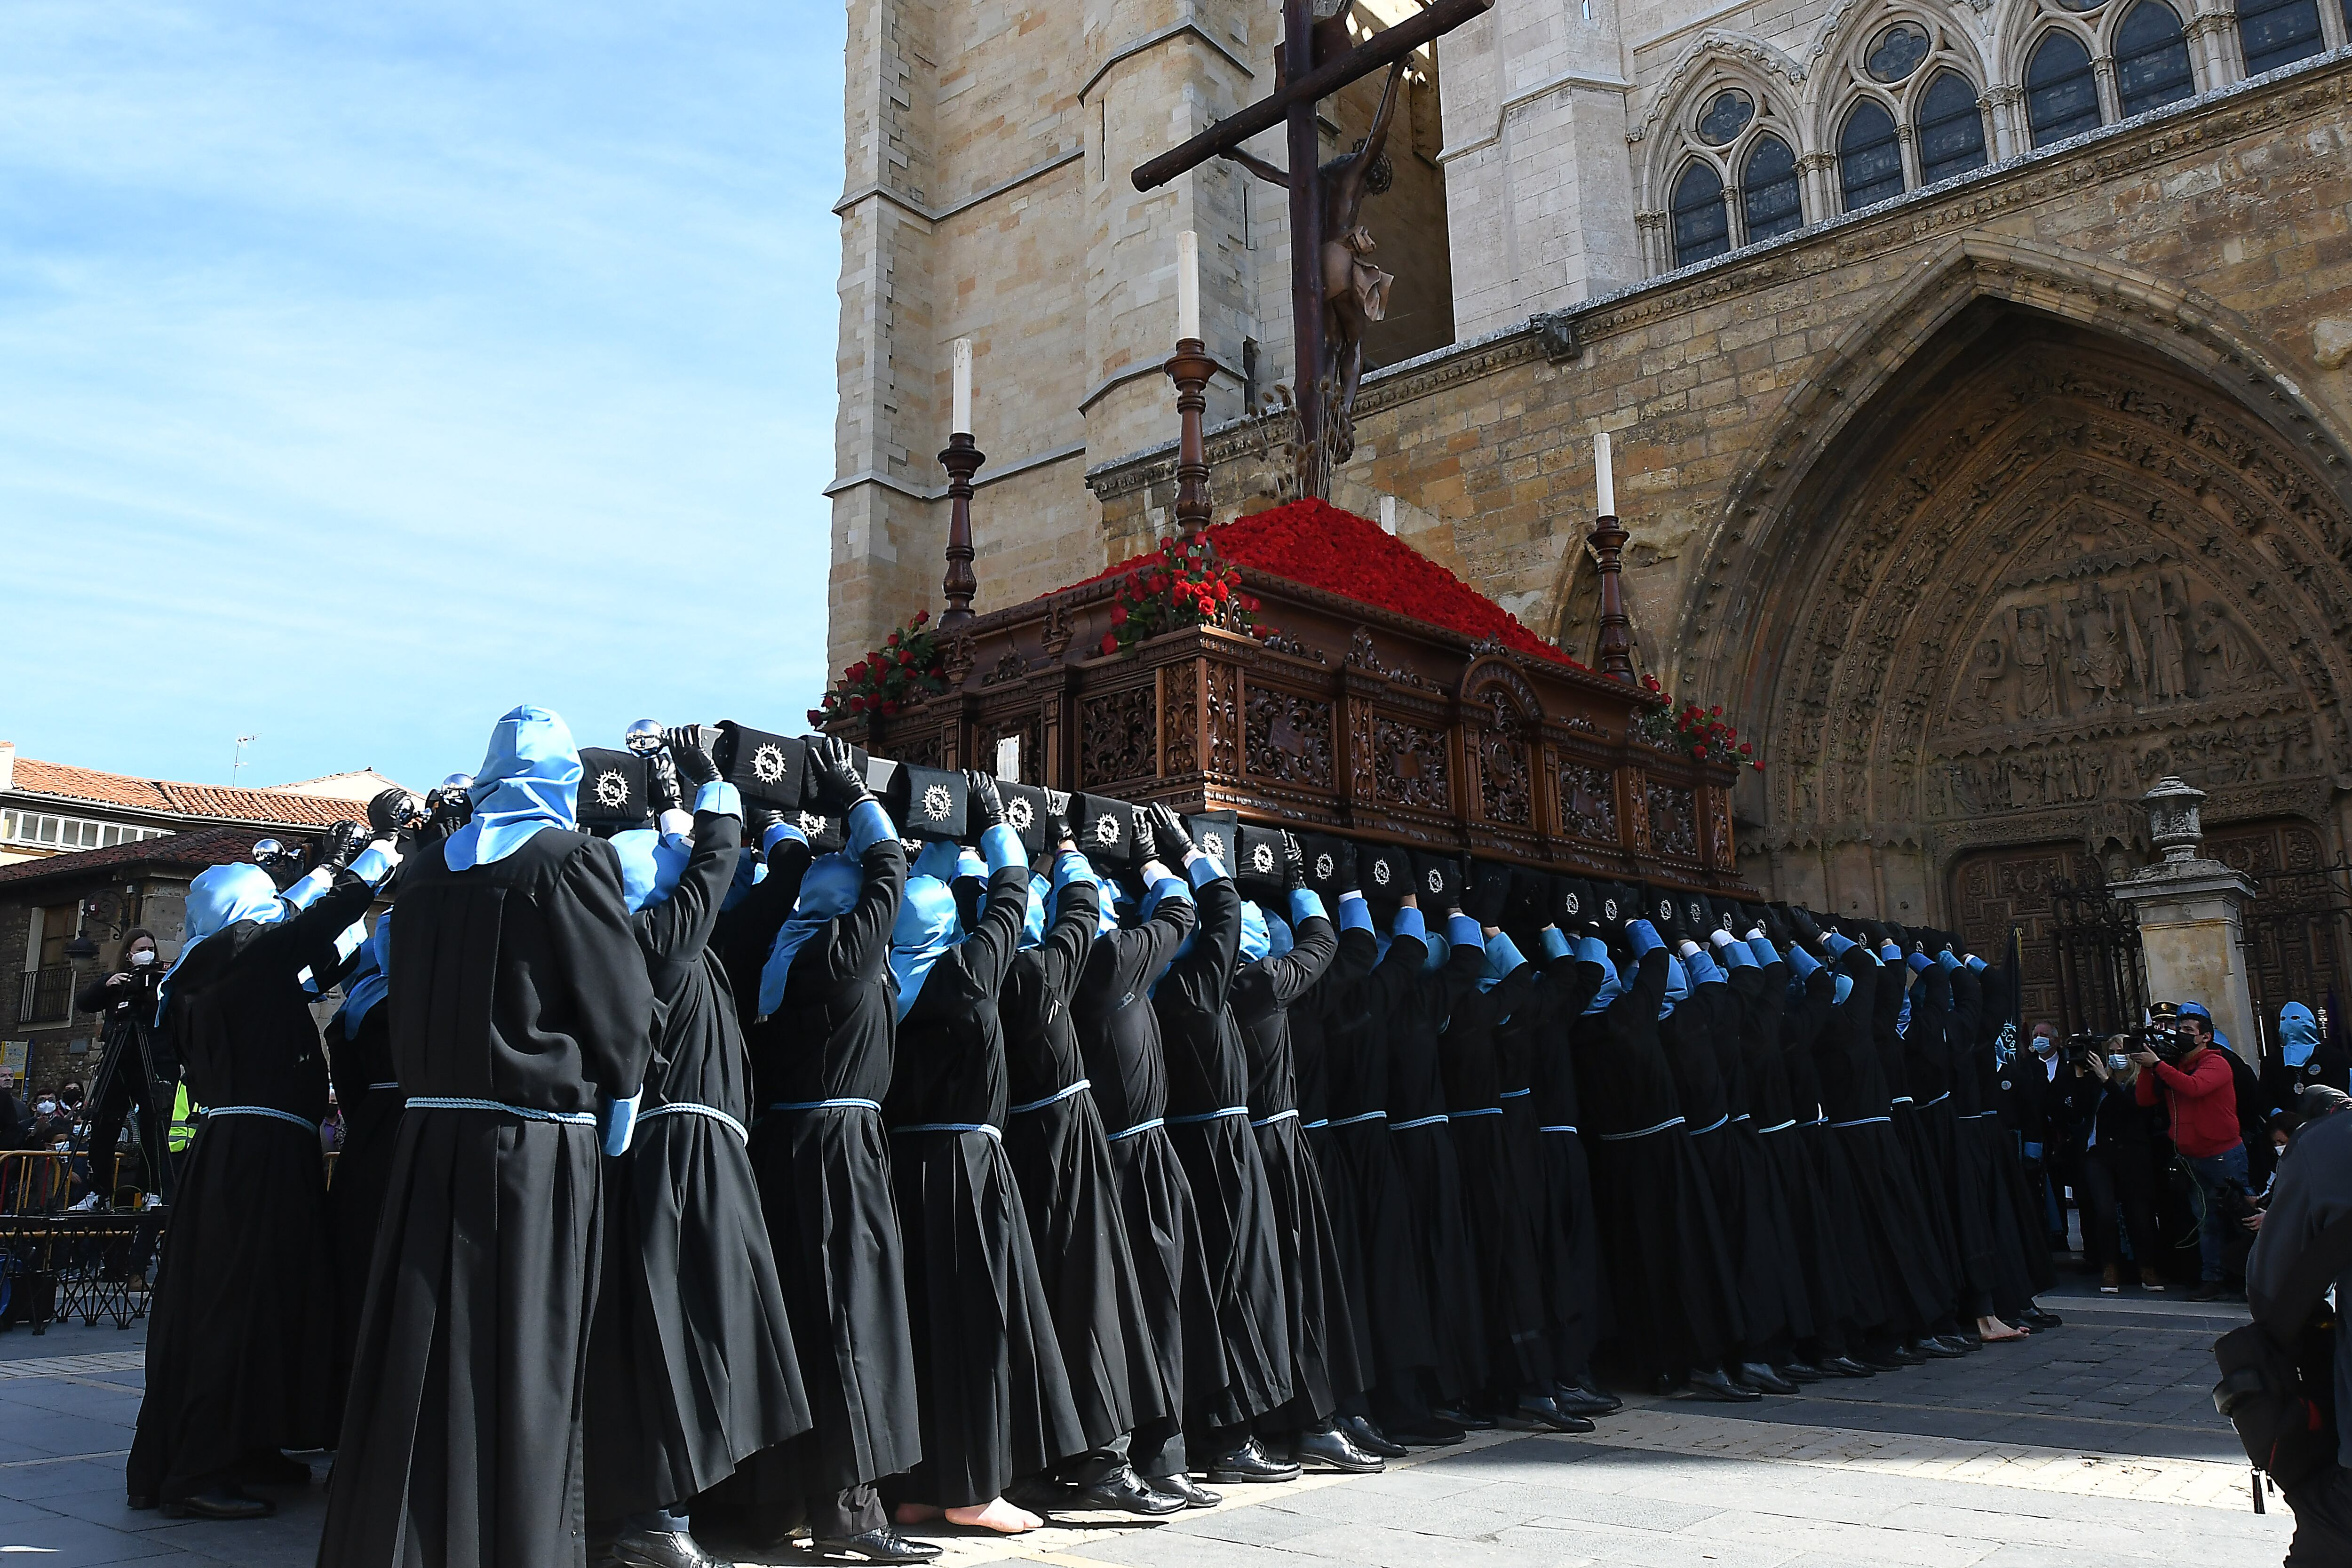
2133;1007;2246;1300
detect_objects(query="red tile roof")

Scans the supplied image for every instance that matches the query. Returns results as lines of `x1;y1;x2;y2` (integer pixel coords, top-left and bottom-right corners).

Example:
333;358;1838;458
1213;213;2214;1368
9;758;359;829
0;826;266;889
1069;500;1579;668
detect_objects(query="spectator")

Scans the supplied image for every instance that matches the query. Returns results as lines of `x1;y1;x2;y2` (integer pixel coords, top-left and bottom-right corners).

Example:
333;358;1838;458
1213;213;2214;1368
2262;1003;2352;1133
2241;1085;2352;1561
2072;1036;2166;1293
0;1069;29;1151
2134;1003;2247;1301
320;1093;345;1156
2013;1022;2076;1251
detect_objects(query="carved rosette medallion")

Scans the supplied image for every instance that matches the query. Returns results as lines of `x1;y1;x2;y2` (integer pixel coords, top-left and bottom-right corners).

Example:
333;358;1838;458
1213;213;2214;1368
1080;687;1156;785
1374;717;1450;812
1558;763;1618;843
1246;685;1335;788
1645;783;1700;860
1477;729;1531;826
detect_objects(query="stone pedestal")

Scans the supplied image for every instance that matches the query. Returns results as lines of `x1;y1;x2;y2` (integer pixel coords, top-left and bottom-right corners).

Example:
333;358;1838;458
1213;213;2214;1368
2107;777;2259;1065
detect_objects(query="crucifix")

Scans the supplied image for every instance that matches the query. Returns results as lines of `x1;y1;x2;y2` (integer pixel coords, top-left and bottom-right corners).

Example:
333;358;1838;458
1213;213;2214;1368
1131;0;1492;500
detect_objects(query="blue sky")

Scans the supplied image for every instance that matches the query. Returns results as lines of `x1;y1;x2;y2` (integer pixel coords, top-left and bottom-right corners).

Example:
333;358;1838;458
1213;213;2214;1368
0;1;842;792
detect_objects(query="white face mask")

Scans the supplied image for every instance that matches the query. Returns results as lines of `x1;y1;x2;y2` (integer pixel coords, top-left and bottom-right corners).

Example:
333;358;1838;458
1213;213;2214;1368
37;1099;56;1114
129;949;156;966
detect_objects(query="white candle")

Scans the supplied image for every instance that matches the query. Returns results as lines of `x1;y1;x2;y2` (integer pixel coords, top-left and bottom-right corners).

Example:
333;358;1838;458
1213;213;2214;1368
951;338;973;435
1177;230;1200;342
1594;430;1616;517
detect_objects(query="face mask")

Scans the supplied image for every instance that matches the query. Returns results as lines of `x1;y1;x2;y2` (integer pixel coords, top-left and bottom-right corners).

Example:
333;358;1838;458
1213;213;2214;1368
2031;1036;2056;1056
37;1100;56;1114
2106;1054;2130;1072
129;949;155;966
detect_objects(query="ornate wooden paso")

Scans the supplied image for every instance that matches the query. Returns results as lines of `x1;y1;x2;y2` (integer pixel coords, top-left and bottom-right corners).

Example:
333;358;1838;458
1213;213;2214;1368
822;529;1747;895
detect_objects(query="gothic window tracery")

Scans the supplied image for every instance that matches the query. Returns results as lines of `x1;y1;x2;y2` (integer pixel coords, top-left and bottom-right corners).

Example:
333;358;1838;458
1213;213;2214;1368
1839;99;1906;209
1915;69;1990;184
1825;13;1992;209
2238;0;2327;75
1653;62;1810;270
2026;28;2102;144
2113;1;2196;116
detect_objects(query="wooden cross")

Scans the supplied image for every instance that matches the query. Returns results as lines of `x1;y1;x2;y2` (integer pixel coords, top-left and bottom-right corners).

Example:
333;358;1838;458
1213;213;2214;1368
1131;0;1492;498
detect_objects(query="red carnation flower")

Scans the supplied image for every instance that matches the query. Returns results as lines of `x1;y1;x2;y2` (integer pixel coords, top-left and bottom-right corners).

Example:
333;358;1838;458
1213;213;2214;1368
1753;760;1765;772
912;609;929;624
882;700;900;717
1099;632;1119;656
1111;602;1129;626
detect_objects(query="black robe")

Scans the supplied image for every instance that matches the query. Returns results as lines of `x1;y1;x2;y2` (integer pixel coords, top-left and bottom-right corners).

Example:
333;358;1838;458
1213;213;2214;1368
1953;961;2053;1315
1571;947;1741;1379
1152;870;1292;1429
1691;969;1814;1350
319;830;657;1568
1315;927;1439;1399
1515;952;1607;1378
1003;873;1163;1455
1231;908;1360;1424
132;871;366;1502
723;826;922;1517
887;857;1086;1506
326;996;400;1418
1073;889;1227;1441
1384;930;1490;1398
1780;965;1890;1339
1876;959;1962;1321
1293;924;1380;1391
1907;962;1995;1320
584;807;810;1518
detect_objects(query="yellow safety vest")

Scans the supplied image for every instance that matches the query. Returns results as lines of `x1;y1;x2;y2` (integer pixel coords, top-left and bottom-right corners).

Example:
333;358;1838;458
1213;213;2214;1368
168;1082;198;1153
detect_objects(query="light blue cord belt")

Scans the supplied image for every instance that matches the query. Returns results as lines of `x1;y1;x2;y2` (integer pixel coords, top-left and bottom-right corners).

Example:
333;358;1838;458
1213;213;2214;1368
1448;1107;1504;1120
1830;1114;1891;1128
1687;1114;1731;1135
1753;1117;1799;1134
1890;1096;1915;1106
1009;1079;1092;1116
1250;1108;1301;1128
1389;1114;1449;1132
768;1098;882;1114
205;1105;320;1134
1167;1106;1249;1126
405;1096;596;1125
1731;1113;1752;1122
1327;1110;1387;1128
1920;1091;1952;1108
1301;1118;1330;1130
365;1082;401;1092
892;1122;1001;1141
639;1101;750;1145
1597;1115;1686;1142
1105;1117;1164;1142
1539;1124;1579;1135
1499;1088;1532;1099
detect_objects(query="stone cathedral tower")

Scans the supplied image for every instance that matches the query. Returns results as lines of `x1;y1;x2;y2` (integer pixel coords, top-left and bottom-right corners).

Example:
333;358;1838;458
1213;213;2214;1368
828;0;2352;1027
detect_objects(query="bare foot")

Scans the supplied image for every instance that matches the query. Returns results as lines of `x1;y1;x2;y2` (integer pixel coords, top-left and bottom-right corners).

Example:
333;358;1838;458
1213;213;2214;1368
894;1501;945;1525
945;1498;1041;1534
1977;1315;2029;1342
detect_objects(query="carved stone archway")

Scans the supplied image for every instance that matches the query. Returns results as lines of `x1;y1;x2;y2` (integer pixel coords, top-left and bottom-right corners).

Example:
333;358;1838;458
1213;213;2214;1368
1692;294;2352;919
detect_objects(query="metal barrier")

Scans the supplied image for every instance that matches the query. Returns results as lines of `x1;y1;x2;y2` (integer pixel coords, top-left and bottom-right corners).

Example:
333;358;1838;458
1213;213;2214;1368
0;1215;159;1333
0;1152;77;1217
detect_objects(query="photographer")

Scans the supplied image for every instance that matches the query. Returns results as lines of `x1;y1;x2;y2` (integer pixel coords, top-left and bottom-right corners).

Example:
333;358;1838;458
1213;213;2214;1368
2070;1037;2165;1293
2133;1003;2246;1302
75;930;179;1205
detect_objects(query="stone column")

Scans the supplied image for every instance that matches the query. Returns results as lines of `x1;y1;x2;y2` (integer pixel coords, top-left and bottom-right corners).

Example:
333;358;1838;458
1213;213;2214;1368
2107;777;2259;1065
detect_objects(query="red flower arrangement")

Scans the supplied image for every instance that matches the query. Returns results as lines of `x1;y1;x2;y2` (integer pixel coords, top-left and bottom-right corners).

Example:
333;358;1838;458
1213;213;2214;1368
809;609;946;725
1635;673;1761;770
1094;534;1268;658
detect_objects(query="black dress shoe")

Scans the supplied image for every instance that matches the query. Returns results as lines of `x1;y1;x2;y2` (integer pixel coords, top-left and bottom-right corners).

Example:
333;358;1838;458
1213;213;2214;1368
1067;1465;1184;1516
236;1450;312;1487
1003;1475;1074;1515
1549;1384;1620;1417
1343;1414;1409;1458
1430;1404;1496;1431
1736;1362;1799;1395
1931;1335;1976;1357
1911;1337;1966;1361
1958;1330;1984;1352
1887;1344;1927;1365
1385;1421;1466;1447
126;1492;156;1512
1820;1355;1875;1377
160;1484;274;1520
1777;1361;1826;1384
1854;1348;1906;1372
1205;1436;1301;1484
612;1528;732;1568
1570;1375;1623;1414
1295;1425;1383;1473
2019;1305;2065;1328
1510;1394;1594;1433
1148;1472;1221;1509
811;1527;942;1563
1684;1367;1764;1403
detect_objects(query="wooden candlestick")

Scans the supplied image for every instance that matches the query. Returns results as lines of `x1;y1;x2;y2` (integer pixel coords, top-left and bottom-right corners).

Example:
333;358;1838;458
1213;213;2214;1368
939;431;985;629
1167;336;1214;535
1590;512;1634;681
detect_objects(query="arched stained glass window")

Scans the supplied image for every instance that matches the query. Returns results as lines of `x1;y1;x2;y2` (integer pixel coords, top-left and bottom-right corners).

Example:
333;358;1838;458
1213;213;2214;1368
1671;161;1731;267
2114;2;2196;117
2026;31;2102;146
1742;134;1803;242
1839;101;1905;211
2238;0;2324;76
1914;70;1989;185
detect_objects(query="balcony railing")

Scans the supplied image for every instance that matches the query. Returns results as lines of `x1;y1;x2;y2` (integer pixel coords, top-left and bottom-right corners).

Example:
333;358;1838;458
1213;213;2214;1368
17;964;73;1024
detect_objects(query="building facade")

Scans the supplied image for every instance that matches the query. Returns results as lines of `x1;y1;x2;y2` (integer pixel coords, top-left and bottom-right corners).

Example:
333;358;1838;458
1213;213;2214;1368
827;0;2352;1027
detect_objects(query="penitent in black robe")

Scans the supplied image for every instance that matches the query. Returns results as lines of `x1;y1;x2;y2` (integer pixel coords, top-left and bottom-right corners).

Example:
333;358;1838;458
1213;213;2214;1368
584;805;810;1519
1002;872;1164;1456
1291;922;1380;1392
326;992;401;1417
1506;949;1607;1381
1153;867;1293;1431
1780;965;1891;1341
319;830;657;1568
1231;906;1359;1426
1385;927;1491;1401
888;855;1086;1507
132;871;371;1504
1682;968;1814;1354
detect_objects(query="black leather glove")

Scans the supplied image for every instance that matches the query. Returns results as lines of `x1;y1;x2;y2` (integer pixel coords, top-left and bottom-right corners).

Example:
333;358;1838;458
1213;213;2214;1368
1788;906;1823;944
664;726;720;788
645;749;683;816
1338;840;1359;891
367;788;425;840
1044;791;1073;847
1148;803;1194;865
318;820;370;871
1279;831;1307;893
965;771;1004;829
808;738;867;814
747;806;786;848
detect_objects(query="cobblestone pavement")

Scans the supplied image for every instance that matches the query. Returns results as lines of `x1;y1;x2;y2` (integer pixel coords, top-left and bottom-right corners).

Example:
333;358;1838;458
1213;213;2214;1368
0;1278;2294;1567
